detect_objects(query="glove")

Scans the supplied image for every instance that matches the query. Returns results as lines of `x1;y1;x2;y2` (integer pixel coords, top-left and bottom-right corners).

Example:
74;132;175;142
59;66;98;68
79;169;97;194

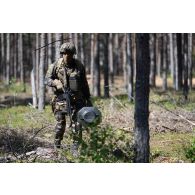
86;98;93;107
53;79;64;91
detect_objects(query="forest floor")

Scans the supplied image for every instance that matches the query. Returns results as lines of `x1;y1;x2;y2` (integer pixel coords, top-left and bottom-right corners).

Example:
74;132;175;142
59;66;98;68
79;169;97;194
0;77;195;163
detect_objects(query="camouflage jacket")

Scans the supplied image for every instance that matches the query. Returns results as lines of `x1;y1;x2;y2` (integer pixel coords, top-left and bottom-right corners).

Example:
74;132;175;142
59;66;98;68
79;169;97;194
45;58;90;99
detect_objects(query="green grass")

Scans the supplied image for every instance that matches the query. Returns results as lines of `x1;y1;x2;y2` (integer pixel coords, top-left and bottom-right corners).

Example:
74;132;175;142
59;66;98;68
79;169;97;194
150;132;194;162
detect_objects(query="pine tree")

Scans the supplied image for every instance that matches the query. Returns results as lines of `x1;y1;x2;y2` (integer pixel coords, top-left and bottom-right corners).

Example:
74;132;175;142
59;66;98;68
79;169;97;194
134;33;150;163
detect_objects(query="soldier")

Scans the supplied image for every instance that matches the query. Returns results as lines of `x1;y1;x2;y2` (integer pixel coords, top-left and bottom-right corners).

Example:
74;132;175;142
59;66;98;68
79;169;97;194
45;42;92;149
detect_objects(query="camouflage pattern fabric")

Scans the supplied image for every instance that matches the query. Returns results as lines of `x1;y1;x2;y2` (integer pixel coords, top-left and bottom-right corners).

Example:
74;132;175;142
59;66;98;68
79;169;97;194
45;58;90;143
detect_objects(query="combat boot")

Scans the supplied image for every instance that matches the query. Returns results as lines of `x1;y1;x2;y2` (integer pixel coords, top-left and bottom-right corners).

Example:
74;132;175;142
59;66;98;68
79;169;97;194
54;139;61;149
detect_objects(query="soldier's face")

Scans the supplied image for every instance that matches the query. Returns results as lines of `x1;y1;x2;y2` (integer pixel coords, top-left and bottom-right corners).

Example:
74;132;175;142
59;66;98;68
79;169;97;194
63;52;74;64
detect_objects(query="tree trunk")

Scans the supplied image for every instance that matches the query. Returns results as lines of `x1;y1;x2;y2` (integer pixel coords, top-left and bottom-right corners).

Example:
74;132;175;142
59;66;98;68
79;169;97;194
94;34;101;97
183;33;188;100
18;33;24;84
6;33;10;85
80;33;84;63
123;34;127;89
108;33;114;84
149;33;156;87
113;33;119;76
48;33;52;65
131;34;137;80
104;34;109;98
169;33;175;88
38;33;46;111
188;33;192;90
90;33;95;95
176;33;183;90
36;33;39;93
127;33;133;101
1;34;5;81
173;34;178;90
162;34;167;91
55;33;63;59
156;34;161;77
31;68;37;108
14;34;17;79
134;33;150;163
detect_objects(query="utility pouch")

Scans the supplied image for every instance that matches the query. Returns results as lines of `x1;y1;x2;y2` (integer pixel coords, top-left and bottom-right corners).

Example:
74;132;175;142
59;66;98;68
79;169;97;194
69;72;79;92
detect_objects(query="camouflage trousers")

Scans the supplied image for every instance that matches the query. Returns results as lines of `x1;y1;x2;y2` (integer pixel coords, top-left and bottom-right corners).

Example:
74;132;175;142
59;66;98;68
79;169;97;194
52;97;85;142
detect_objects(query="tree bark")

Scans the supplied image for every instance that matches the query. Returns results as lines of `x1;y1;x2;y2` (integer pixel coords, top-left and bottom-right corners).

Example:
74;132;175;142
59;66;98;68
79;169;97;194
18;33;24;84
176;33;183;90
113;33;119;76
183;33;188;100
127;33;133;101
31;68;37;108
104;34;109;98
36;33;39;93
156;34;161;77
188;33;192;90
162;34;167;91
123;34;127;89
149;33;156;87
38;33;46;111
108;33;114;84
55;33;63;59
94;34;101;97
80;33;84;63
90;33;95;95
134;33;150;163
6;33;10;85
1;34;5;81
48;33;52;65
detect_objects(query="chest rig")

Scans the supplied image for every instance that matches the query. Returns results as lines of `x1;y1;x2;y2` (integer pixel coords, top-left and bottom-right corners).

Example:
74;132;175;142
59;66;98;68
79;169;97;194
55;58;81;93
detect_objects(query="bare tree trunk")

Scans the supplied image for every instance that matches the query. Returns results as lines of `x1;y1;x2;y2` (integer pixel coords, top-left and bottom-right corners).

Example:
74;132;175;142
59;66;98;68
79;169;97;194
113;33;119;76
10;34;14;79
90;33;95;95
73;33;78;59
188;33;192;90
149;33;156;87
131;33;137;80
169;33;175;88
134;33;150;163
38;33;46;111
183;33;189;100
18;33;24;84
80;33;84;63
104;34;109;98
127;33;133;101
14;34;17;79
162;34;167;91
36;33;39;93
173;34;178;90
156;34;161;77
31;68;37;108
176;33;183;90
94;34;101;97
123;34;127;89
6;33;10;85
48;33;52;65
108;33;114;85
55;33;63;59
1;34;5;81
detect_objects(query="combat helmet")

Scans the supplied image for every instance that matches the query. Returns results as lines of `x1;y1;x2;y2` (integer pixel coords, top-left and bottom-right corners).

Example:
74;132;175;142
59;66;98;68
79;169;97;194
60;42;76;54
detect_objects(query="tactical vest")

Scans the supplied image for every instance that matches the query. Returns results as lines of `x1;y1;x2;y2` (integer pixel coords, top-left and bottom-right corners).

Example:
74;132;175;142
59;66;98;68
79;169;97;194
55;58;82;93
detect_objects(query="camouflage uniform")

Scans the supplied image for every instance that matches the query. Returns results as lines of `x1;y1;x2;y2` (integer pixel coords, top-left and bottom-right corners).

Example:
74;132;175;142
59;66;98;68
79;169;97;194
45;56;91;148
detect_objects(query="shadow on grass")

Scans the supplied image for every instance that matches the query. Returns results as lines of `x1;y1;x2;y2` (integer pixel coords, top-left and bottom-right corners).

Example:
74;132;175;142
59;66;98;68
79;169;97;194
0;127;50;155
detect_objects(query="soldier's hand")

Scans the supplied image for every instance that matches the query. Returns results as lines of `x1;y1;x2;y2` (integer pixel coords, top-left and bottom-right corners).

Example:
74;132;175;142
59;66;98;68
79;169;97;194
53;79;64;91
